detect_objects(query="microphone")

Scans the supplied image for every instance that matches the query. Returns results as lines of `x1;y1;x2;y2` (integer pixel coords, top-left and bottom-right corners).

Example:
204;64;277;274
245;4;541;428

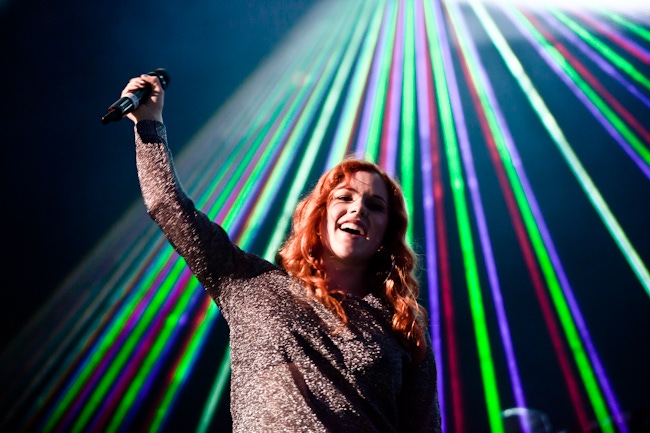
101;68;170;124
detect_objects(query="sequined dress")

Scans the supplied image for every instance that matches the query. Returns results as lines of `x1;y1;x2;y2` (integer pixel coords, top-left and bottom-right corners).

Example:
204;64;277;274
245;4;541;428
134;120;442;432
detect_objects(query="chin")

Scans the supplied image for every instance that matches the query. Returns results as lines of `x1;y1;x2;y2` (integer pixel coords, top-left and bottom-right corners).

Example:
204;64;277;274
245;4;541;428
336;252;373;265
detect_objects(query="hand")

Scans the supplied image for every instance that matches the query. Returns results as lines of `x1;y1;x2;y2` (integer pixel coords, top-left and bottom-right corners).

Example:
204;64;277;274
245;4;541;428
122;74;164;124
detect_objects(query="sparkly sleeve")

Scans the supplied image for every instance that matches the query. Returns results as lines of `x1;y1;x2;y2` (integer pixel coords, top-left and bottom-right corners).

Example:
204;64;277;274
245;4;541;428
398;338;442;432
133;120;276;312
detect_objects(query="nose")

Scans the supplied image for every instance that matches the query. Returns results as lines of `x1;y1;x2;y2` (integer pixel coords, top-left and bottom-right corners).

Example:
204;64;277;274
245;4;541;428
349;198;368;216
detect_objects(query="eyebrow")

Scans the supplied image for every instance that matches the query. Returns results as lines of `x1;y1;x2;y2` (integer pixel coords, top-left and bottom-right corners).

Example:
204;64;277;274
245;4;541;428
334;186;388;204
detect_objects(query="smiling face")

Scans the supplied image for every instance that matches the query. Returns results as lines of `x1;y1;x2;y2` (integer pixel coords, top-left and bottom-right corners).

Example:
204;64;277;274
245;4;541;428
320;170;390;270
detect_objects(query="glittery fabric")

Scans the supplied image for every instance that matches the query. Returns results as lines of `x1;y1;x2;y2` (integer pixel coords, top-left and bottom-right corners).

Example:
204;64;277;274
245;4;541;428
134;120;441;432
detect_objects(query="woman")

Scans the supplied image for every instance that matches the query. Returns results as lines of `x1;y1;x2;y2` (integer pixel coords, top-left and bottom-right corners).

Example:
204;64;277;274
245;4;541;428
125;74;441;432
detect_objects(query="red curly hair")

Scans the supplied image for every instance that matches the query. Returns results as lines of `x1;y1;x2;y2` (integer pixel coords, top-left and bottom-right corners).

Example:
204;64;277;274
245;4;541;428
276;159;429;362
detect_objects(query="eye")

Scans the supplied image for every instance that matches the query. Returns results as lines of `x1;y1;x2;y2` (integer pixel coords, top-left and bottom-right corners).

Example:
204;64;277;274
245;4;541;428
367;200;386;212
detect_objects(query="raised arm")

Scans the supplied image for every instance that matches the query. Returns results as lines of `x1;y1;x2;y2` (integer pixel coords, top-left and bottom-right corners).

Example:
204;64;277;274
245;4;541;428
121;75;277;309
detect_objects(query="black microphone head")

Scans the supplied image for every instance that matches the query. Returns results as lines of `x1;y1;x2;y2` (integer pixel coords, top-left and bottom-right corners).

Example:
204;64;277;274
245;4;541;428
148;68;170;89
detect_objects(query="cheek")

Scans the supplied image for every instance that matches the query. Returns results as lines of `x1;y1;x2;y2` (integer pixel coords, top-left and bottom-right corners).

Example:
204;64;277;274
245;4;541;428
321;208;337;243
375;216;389;238
325;203;344;228
375;215;388;233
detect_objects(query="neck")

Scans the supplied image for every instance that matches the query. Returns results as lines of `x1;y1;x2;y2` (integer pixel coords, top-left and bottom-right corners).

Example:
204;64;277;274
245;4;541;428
322;259;368;298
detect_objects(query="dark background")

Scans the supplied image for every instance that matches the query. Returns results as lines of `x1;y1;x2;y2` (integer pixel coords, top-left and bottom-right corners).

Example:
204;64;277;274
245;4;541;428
2;0;649;431
0;0;318;351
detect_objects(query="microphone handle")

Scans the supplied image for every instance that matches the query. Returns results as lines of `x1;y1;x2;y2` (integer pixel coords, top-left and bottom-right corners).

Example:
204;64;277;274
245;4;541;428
101;69;169;124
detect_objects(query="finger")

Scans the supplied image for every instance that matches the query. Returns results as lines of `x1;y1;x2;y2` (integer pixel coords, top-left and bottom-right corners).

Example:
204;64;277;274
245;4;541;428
141;74;163;92
121;77;148;96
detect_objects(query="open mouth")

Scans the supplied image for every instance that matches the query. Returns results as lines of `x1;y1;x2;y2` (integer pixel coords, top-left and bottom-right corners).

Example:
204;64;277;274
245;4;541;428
340;222;366;237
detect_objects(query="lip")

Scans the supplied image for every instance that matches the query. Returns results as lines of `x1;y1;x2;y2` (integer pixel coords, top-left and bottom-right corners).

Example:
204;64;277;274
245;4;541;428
337;219;368;237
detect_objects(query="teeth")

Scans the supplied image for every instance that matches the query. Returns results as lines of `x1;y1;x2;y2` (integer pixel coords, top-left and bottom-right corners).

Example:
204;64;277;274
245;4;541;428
340;223;366;236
